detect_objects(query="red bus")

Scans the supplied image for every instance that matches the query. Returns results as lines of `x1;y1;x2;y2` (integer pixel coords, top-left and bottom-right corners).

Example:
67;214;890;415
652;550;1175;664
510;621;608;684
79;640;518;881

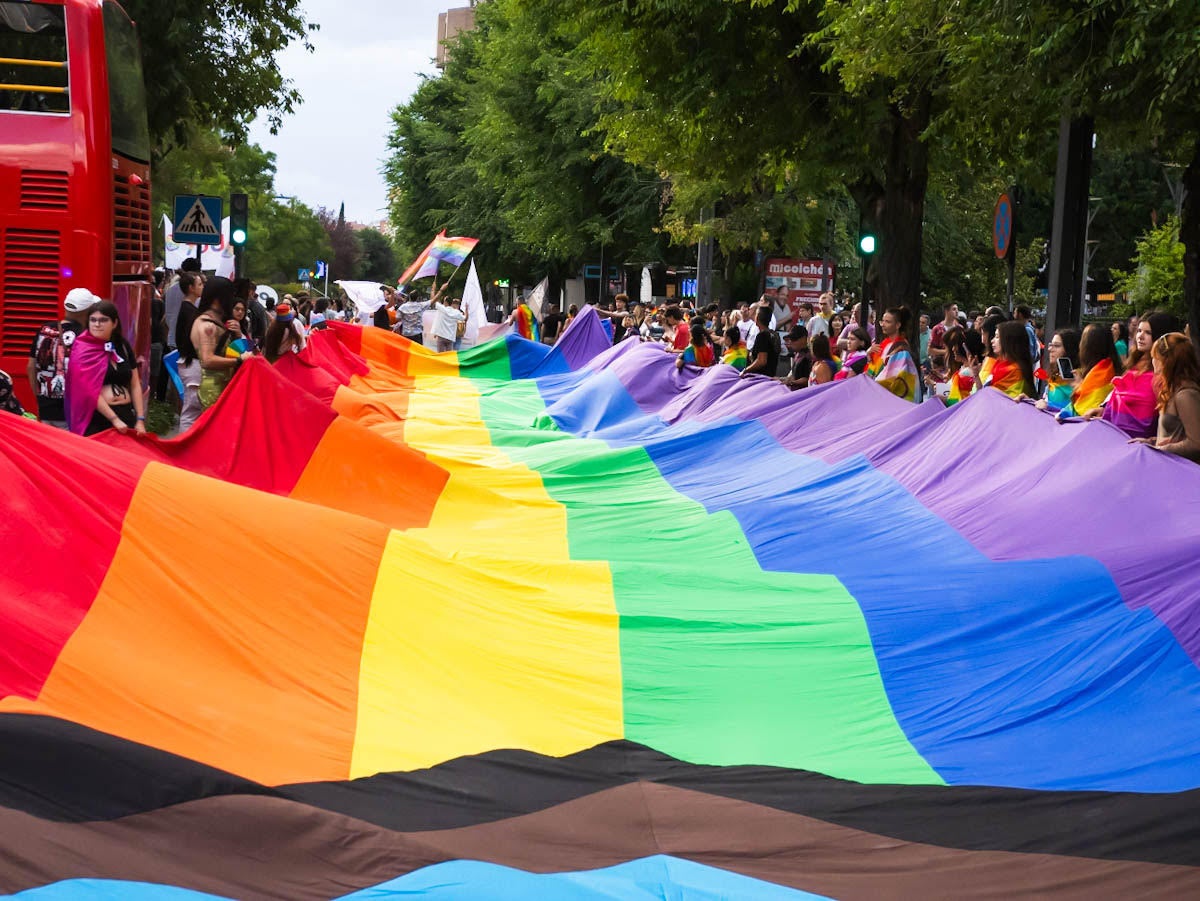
0;0;152;412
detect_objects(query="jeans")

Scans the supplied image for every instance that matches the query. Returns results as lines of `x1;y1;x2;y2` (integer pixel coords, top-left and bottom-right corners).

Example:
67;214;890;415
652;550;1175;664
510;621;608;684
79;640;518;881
178;359;203;432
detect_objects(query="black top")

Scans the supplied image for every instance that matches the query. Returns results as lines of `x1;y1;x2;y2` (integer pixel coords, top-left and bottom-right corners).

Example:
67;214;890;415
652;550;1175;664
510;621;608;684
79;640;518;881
103;338;137;394
373;307;391;330
150;296;167;345
749;330;781;376
177;303;200;365
790;350;813;383
542;313;564;342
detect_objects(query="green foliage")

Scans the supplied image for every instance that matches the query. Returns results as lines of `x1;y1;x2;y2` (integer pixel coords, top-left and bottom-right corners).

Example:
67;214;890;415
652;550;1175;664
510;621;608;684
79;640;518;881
357;229;398;283
384;0;669;284
318;206;363;282
1112;217;1186;317
152;125;331;283
121;0;318;153
251;199;333;285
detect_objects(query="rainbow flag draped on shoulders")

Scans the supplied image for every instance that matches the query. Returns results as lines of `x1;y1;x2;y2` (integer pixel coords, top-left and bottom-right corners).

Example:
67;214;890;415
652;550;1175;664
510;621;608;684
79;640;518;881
722;342;749;371
984;358;1028;398
867;337;918;401
513;302;539;342
946;367;977;405
1059;359;1116;419
1037;367;1073;413
3;308;1200;898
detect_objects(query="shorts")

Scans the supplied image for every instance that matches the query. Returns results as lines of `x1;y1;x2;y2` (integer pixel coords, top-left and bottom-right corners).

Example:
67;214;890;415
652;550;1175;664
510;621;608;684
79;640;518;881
84;403;137;436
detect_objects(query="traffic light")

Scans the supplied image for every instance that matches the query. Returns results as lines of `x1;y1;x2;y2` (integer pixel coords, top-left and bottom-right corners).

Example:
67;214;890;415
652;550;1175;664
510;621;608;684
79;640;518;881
858;231;877;256
229;192;249;246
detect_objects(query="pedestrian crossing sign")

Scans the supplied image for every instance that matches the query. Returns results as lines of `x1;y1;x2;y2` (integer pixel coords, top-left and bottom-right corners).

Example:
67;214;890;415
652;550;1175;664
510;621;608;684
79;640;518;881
173;194;224;245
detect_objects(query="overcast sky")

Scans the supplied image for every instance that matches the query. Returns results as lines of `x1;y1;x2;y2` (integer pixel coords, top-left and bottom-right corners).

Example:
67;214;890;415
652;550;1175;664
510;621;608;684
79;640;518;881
247;0;451;225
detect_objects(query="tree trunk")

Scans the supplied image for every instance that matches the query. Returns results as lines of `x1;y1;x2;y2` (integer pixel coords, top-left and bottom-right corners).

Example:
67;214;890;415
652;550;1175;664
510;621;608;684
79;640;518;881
848;92;932;346
877;93;932;344
1182;140;1200;350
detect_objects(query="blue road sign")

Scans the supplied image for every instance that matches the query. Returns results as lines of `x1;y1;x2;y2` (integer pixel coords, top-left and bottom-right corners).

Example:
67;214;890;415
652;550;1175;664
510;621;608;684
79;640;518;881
314;260;328;279
298;268;312;282
173;195;223;245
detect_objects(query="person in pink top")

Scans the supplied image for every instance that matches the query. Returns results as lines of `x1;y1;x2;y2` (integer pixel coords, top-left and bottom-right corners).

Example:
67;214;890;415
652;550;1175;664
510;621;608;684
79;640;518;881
1084;311;1181;437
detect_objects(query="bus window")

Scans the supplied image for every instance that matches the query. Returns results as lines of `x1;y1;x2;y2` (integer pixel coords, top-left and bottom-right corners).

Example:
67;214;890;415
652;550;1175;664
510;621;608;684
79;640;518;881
102;1;149;163
0;2;69;114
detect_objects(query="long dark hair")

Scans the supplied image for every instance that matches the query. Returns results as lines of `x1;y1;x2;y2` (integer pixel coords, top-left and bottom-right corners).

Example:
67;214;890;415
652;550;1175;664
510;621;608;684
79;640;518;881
980;314;1006;358
1078;322;1124;377
199;276;236;321
88;301;130;354
997;320;1036;391
811;333;835;362
1053;328;1081;373
263;316;296;363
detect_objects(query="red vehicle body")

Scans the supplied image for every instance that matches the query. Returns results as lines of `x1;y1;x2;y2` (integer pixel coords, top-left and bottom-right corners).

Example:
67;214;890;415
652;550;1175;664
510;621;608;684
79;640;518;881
0;0;152;412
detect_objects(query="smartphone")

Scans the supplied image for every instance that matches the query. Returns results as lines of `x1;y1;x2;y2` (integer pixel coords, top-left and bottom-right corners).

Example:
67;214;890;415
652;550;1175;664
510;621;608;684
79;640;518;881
1057;357;1075;380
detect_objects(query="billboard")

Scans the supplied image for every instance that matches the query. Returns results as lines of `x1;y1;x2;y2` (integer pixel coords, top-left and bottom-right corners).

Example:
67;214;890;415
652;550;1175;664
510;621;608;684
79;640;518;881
764;258;835;318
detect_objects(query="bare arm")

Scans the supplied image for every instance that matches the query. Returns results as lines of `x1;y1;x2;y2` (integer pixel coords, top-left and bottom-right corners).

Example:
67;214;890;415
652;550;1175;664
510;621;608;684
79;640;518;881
26;357;38;399
196;321;238;371
741;351;770;377
1161;389;1200;462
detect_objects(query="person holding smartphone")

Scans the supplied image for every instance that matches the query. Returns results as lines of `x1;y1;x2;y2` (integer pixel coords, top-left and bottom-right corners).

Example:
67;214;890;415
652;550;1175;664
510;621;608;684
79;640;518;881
1033;328;1080;413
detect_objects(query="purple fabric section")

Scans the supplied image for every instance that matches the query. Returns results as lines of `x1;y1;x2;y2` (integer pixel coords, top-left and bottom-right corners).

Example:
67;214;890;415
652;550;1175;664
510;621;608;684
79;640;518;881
549;307;614;371
609;370;1200;662
64;332;116;435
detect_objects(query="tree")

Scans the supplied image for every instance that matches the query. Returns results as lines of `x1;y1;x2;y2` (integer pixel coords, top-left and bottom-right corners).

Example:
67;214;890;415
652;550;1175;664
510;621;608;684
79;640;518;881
358;228;398;283
151;124;331;284
840;0;1200;336
1112;217;1187;318
319;204;362;282
122;0;318;153
384;0;669;291
251;198;334;286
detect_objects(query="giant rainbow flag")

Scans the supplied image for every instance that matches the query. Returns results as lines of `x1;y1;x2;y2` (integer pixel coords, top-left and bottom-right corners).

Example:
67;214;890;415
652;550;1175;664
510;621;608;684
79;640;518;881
2;308;1199;899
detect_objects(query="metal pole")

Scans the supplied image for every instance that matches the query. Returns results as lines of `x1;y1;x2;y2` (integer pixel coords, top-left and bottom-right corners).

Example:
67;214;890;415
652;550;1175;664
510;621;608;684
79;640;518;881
824;217;834;293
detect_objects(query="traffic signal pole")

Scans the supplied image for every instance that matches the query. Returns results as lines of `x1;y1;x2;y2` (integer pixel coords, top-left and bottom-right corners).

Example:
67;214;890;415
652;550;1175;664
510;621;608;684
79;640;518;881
230;192;249;280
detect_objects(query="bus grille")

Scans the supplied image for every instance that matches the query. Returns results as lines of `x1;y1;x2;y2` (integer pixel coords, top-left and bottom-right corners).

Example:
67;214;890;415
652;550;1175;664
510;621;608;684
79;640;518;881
113;175;151;266
1;230;61;356
20;171;70;211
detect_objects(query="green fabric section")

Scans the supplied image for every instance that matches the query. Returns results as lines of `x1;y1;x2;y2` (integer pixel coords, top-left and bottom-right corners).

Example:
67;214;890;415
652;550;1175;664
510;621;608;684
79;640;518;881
456;337;512;381
473;378;942;785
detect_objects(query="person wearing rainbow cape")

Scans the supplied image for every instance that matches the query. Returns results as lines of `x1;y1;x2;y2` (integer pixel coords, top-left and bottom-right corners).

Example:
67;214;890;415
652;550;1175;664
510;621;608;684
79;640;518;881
1056;323;1122;419
507;297;540;342
1035;328;1080;414
867;307;919;402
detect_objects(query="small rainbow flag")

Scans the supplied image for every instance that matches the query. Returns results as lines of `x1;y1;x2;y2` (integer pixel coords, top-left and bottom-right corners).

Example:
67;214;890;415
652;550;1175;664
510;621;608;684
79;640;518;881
398;231;443;286
398;232;480;286
429;234;479;267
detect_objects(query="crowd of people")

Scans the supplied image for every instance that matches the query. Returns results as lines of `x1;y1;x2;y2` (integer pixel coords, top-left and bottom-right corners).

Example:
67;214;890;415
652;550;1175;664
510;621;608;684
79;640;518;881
3;272;1198;464
532;289;1199;462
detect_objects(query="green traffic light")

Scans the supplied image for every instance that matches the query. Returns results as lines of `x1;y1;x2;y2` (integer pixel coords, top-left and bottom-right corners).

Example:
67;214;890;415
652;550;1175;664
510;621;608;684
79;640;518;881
859;234;877;255
231;228;247;246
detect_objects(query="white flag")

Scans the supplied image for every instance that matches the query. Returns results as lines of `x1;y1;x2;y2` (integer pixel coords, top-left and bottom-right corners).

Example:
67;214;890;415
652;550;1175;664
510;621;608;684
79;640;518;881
336;280;388;317
526;276;549;321
163;215;190;269
461;260;488;347
163;214;234;276
211;218;236;279
640;266;653;308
